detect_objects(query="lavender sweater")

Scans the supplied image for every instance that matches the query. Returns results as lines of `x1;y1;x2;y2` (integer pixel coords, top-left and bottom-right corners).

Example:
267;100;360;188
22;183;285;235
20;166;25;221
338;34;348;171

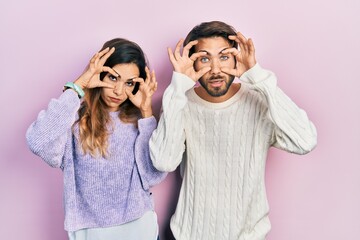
26;90;167;232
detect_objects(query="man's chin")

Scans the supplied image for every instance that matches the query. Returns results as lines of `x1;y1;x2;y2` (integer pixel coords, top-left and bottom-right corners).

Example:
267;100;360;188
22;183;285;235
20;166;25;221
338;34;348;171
199;75;235;97
206;87;228;97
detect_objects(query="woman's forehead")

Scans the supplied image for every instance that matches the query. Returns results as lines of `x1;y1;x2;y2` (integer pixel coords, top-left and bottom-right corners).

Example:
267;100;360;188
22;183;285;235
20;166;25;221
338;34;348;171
111;63;139;80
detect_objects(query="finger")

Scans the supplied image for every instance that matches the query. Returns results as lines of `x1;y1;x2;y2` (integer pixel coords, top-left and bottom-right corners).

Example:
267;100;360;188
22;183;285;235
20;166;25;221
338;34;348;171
93;48;109;67
97;81;115;89
97;47;110;57
151;70;157;85
90;52;99;63
94;48;111;66
221;67;237;76
144;66;151;84
248;38;255;56
195;67;211;80
189;51;207;62
222;48;242;63
125;88;135;100
99;47;115;66
247;38;257;67
149;70;157;91
89;52;99;69
236;32;248;44
102;66;119;77
237;32;249;52
230;33;248;52
182;40;198;58
174;39;184;60
153;81;158;92
221;48;240;57
167;47;177;68
228;35;241;43
132;77;145;84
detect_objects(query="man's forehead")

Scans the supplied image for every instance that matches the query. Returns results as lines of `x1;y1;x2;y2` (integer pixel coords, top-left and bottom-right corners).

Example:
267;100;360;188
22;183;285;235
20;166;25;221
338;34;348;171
195;37;232;55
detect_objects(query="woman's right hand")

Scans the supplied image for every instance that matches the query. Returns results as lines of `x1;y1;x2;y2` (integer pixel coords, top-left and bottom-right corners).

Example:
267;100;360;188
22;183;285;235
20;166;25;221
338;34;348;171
74;47;119;90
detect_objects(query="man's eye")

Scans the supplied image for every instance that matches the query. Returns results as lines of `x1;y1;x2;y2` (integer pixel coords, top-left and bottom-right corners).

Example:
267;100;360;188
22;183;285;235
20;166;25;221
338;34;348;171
109;75;117;81
200;57;209;63
220;55;229;61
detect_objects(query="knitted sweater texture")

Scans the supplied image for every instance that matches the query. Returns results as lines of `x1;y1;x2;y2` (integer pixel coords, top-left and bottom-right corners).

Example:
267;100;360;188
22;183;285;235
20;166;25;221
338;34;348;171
26;90;166;232
149;64;317;240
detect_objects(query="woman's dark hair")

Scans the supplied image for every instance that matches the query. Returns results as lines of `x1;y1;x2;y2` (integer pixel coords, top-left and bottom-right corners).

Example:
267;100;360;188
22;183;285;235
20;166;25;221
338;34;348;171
184;21;238;56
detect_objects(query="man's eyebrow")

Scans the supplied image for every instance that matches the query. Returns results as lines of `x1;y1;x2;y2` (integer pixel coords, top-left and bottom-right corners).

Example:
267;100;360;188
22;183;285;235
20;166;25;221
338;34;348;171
197;50;209;55
220;47;232;54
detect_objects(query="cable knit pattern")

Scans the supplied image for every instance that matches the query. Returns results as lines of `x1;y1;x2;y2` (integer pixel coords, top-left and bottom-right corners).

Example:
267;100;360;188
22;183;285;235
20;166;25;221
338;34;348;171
150;64;317;240
26;90;167;232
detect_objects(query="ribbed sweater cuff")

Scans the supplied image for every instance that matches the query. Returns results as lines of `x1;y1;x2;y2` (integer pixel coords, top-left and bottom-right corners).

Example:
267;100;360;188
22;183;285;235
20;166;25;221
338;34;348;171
138;116;157;136
171;71;196;93
240;63;273;84
62;88;82;109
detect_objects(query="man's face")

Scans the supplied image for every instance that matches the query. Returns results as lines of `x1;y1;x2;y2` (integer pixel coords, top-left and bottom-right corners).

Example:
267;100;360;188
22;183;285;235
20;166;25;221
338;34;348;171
194;37;236;97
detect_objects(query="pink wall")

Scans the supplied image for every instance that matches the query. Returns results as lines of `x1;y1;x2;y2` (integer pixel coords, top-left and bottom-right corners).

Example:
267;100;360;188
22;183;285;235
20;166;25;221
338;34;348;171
1;0;359;239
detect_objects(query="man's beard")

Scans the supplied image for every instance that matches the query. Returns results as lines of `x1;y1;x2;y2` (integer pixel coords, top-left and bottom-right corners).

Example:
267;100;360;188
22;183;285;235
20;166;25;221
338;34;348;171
198;74;235;97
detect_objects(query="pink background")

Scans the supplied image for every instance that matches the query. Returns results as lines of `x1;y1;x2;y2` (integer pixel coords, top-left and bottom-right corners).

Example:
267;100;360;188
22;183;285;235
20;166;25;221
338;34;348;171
1;0;359;239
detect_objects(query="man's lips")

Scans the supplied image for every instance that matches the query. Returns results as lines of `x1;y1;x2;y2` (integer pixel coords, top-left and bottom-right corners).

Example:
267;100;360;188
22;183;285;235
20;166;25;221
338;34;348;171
208;78;225;88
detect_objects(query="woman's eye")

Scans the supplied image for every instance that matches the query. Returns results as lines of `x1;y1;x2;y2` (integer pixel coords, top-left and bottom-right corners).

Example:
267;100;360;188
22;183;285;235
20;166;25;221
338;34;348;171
220;55;229;61
109;75;117;81
125;81;134;87
200;57;209;63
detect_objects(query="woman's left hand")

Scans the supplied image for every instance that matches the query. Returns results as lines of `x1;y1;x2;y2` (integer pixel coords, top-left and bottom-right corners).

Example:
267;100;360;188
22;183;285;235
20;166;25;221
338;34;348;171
125;67;157;118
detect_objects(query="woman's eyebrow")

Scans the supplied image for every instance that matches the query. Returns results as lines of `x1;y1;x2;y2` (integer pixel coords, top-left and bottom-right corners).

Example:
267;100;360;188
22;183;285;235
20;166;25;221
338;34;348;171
126;77;137;82
111;68;121;78
110;69;138;81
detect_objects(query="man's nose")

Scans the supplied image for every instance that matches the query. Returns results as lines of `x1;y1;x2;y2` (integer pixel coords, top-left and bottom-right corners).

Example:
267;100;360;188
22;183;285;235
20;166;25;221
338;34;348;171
210;59;221;74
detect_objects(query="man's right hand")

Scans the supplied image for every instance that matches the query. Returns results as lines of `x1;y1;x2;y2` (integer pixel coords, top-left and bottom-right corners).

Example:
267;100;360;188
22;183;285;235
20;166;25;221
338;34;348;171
167;39;211;82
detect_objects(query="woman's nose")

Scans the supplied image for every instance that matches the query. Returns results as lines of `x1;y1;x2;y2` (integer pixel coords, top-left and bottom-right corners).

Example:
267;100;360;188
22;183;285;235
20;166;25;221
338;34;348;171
113;82;125;95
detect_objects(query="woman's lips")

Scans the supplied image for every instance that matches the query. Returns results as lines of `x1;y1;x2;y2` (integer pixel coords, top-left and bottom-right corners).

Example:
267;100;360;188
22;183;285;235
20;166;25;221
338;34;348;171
109;97;122;103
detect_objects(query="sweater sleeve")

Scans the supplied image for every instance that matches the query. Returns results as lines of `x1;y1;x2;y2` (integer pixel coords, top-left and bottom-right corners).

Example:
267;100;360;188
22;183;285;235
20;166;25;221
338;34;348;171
25;90;81;168
134;116;167;190
240;63;317;154
149;72;195;172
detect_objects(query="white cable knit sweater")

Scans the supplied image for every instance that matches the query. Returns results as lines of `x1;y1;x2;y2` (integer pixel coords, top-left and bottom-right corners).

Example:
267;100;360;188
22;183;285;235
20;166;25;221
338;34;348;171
150;64;317;240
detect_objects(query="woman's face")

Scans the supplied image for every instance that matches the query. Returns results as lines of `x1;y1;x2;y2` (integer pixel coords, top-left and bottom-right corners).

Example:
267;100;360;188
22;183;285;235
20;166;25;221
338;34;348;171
100;63;139;112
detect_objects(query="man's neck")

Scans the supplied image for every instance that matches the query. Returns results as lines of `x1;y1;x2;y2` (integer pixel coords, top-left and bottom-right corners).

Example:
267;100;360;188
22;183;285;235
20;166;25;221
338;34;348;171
194;83;241;103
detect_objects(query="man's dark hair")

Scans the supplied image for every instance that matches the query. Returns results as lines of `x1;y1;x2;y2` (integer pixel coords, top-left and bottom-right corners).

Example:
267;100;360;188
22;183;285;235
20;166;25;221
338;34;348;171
183;21;238;56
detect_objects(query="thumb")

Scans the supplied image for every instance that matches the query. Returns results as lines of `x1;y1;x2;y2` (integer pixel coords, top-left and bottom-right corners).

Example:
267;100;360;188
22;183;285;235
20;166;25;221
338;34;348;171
125;88;135;100
97;81;115;89
221;67;237;77
196;67;211;81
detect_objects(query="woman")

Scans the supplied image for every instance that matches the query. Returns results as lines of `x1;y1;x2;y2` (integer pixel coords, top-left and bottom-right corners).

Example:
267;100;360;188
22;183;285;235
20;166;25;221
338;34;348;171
26;38;166;240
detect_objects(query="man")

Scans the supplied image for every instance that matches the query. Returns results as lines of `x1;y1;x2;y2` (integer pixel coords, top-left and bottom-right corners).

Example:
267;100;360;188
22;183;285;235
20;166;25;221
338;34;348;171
150;21;317;240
